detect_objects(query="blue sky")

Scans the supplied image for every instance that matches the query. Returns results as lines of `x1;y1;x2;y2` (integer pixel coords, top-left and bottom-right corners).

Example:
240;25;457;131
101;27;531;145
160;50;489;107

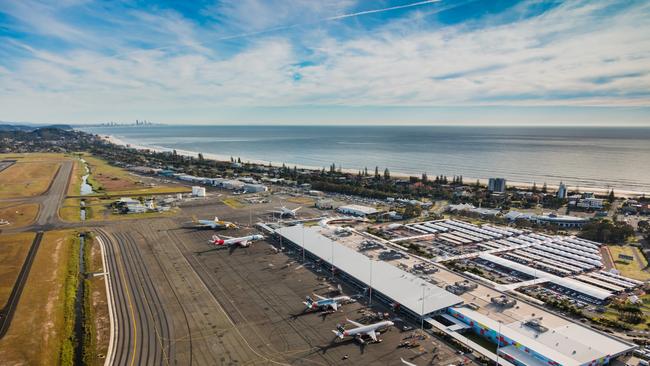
0;0;649;125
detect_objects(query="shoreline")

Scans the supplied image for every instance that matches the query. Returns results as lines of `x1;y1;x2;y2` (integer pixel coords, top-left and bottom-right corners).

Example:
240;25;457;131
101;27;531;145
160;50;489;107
100;134;647;198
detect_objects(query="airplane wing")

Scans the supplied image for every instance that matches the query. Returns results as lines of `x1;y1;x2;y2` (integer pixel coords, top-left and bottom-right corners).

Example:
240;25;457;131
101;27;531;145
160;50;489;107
221;235;234;239
401;358;417;366
331;302;338;311
346;318;363;327
366;330;377;342
313;294;326;300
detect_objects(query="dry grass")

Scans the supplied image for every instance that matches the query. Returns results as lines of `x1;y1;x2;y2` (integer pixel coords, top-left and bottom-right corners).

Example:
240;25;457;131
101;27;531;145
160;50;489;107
223;198;245;209
0;161;61;199
608;245;650;281
286;196;315;205
82;155;190;196
66;158;85;196
0;203;39;228
0;232;35;308
0;230;77;365
83;155;138;192
85;235;109;364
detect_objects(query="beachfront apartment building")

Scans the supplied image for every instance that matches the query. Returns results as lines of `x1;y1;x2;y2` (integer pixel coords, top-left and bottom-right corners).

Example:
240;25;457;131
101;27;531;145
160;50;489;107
488;178;507;193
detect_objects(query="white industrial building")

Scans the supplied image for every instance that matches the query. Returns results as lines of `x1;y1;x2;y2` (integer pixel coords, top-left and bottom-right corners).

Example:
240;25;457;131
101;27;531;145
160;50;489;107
337;204;379;217
191;186;206;197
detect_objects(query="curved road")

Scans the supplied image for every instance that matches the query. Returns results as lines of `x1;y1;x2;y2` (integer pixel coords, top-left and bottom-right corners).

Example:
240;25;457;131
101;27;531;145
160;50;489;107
96;229;173;366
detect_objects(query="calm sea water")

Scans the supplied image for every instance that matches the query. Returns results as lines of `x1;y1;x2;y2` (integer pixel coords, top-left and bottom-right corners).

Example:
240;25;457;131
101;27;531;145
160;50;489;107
79;125;650;193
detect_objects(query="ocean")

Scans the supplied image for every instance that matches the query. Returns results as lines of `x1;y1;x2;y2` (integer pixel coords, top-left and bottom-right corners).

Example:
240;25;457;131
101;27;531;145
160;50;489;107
79;125;650;194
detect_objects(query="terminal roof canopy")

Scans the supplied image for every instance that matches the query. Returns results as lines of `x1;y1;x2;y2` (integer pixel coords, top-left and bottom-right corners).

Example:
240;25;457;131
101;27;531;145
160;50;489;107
275;225;463;315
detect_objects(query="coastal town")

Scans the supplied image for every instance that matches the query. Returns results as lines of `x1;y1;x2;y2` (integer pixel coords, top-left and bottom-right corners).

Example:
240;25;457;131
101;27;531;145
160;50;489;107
1;124;649;366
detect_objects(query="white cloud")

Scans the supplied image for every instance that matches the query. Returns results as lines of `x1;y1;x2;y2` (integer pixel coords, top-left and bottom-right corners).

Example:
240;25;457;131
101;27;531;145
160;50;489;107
0;0;649;123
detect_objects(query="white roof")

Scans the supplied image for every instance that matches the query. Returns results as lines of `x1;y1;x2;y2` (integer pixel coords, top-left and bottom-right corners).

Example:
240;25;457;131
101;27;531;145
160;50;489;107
479;253;613;300
337;204;378;215
275;225;462;315
455;307;634;366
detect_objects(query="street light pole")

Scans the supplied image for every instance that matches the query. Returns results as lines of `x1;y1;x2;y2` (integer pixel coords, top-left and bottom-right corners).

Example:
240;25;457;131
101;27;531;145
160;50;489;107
302;225;305;263
421;284;426;330
495;321;502;366
369;260;373;306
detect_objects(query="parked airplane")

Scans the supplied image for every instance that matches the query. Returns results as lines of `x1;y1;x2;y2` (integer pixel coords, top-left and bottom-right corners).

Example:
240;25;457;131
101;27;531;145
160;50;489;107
191;216;237;230
268;206;301;218
332;319;394;343
208;233;264;248
303;294;352;311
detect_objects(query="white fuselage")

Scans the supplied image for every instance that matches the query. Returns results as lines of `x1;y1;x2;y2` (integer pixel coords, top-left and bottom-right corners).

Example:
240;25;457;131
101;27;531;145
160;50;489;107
337;320;394;339
210;234;264;247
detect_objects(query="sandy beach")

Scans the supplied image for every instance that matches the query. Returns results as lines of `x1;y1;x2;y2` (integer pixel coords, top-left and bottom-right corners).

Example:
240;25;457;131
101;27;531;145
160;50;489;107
102;134;647;197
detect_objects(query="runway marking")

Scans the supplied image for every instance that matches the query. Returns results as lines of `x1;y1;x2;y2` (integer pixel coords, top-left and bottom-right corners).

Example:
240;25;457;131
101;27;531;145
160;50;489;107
96;235;116;366
115;241;138;366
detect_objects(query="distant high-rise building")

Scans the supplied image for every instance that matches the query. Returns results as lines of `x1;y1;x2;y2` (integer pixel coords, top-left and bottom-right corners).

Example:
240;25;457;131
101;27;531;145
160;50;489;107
488;178;506;193
556;181;568;199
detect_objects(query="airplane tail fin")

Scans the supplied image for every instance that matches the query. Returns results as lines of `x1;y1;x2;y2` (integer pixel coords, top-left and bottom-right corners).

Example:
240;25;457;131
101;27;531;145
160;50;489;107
303;296;313;308
214;216;219;222
192;215;198;223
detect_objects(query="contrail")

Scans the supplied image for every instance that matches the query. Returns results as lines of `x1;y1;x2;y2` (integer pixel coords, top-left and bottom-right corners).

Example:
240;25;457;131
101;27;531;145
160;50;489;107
216;0;443;41
326;0;442;21
112;0;447;58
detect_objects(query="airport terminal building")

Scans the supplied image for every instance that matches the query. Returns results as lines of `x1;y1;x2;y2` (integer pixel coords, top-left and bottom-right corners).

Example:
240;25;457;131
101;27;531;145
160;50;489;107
267;222;637;366
272;224;463;320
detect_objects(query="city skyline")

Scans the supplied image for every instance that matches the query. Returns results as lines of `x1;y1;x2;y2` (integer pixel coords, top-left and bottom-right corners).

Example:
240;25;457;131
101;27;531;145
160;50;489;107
1;0;649;125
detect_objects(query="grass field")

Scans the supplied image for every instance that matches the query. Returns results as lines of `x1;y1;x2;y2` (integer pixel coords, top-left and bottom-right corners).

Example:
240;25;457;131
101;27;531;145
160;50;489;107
0;230;78;365
0;232;35;308
608;245;650;281
286;196;315;205
84;235;109;365
0;161;61;199
0;203;39;228
223;197;245;209
79;155;190;196
66;158;85;196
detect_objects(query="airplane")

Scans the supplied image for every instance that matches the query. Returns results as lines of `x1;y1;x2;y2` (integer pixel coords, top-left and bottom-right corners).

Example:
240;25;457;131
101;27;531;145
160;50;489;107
303;294;352;311
190;216;238;230
208;233;264;248
332;319;394;343
268;206;301;218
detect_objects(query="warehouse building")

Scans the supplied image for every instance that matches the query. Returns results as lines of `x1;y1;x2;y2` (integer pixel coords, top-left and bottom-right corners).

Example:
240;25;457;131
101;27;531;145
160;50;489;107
336;204;379;217
273;224;463;320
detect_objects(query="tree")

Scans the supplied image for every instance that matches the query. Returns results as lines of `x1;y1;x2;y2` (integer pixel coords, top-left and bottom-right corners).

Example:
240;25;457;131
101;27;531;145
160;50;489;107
364;167;369;177
608;189;615;203
198;153;204;162
384;168;390;180
422;172;428;183
374;166;380;180
542;182;547;193
475;179;480;188
532;182;537;193
237;157;241;163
